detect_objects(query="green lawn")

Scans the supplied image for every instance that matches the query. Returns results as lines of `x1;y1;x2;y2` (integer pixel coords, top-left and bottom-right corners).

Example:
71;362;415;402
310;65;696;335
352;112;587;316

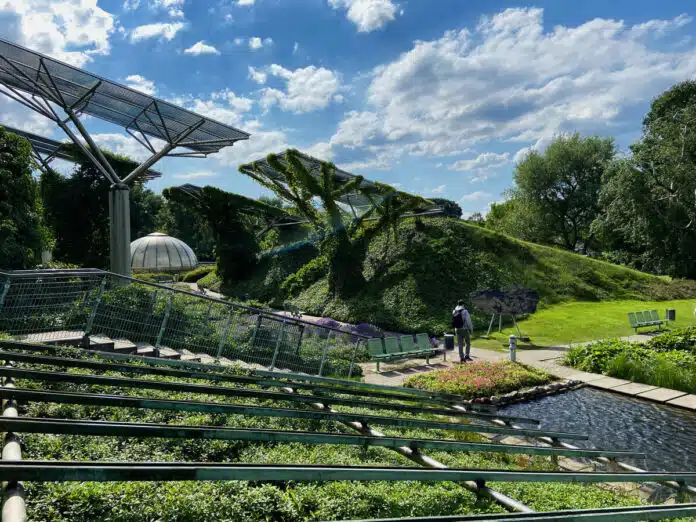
471;299;696;351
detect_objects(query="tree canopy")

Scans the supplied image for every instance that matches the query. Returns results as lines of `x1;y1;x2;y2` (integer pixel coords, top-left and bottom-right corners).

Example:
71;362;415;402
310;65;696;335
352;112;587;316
0;127;51;269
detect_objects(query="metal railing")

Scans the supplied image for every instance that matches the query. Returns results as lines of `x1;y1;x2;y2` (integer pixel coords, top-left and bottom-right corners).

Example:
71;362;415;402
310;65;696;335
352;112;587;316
0;269;368;378
0;339;694;522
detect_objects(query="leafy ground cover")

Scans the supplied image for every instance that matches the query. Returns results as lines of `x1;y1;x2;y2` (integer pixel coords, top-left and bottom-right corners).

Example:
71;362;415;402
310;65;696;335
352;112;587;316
227;218;696;335
11;347;646;521
471;298;696;352
180;264;216;283
564;327;696;394
403;361;552;398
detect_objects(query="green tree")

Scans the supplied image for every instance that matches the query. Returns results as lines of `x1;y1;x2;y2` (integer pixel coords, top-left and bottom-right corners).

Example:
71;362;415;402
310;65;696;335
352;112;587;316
163;185;286;283
40;153;165;268
0;127;52;269
486;198;554;242
240;149;427;297
512;133;615;252
593;81;696;277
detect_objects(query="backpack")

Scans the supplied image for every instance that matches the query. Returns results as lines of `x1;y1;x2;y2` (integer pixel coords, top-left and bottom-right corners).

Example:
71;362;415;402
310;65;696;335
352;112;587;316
452;309;464;329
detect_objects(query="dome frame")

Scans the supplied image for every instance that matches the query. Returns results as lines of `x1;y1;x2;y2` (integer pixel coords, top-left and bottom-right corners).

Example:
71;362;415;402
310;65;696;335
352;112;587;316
130;232;198;273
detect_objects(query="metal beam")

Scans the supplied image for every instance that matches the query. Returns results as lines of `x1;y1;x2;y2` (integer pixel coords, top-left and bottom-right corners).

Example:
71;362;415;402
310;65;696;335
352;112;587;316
0;462;694;484
341;504;696;522
0;349;490;409
0;418;636;460
0;366;538;423
0;388;586;440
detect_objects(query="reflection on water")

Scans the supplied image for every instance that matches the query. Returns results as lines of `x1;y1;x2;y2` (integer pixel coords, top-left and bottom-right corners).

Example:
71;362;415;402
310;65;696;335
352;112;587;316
499;387;696;471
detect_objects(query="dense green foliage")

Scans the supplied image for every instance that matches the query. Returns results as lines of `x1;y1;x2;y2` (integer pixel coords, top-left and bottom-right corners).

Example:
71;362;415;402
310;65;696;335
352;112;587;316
0;127;51;269
240;149;428;298
13;347;639;521
283;218;693;334
488;134;615;253
430;197;463;219
404;361;552;398
564;327;696;393
592;81;696;278
181;264;216;283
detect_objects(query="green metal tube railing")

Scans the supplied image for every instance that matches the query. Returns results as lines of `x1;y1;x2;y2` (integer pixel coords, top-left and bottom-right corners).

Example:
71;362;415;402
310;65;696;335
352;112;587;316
0;367;538;423
0;462;693;484
0;417;639;459
0;388;587;440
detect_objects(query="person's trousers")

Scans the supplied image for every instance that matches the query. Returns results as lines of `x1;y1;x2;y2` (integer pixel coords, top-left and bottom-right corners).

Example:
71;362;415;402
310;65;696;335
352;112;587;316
456;328;471;360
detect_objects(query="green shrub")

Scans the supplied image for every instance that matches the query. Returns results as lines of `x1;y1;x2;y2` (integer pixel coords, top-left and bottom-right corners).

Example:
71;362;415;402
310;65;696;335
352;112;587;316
563;339;633;373
181;265;215;283
647;326;696;353
403;361;551;398
281;255;329;296
607;350;696;394
197;269;222;292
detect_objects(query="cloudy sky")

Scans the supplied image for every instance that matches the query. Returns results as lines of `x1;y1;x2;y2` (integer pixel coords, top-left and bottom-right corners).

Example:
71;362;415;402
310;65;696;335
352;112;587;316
2;0;696;216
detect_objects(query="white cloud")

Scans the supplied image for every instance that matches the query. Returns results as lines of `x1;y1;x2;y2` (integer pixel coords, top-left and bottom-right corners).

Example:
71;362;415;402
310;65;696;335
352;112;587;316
261;64;341;113
302;141;334;160
92;133;166;161
168;90;253;126
1;0;116;67
234;37;244;45
123;0;140;10
173;171;218;180
237;0;255;5
461;191;492;201
328;0;399;32
293;42;299;54
431;184;446;194
449;152;510;172
327;8;696;173
248;66;267;84
248;36;272;50
184;41;220;55
130;22;184;42
124;74;156;95
214;124;288;167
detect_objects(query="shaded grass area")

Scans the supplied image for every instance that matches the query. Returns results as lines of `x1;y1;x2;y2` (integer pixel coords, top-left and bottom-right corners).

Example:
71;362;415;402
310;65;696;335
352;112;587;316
471;299;696;352
403;361;552;398
9;347;649;521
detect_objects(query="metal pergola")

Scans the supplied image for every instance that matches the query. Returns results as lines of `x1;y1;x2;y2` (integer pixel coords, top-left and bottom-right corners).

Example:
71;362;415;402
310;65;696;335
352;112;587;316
2;125;162;182
0;38;250;277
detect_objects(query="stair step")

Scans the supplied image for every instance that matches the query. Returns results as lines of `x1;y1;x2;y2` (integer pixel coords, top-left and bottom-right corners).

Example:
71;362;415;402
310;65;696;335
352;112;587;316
112;339;138;354
158;347;182;360
179;349;201;362
135;343;158;357
87;336;114;352
23;330;84;346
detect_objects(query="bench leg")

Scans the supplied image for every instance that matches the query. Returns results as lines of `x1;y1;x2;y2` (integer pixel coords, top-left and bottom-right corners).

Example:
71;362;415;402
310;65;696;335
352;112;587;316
376;360;380;373
426;353;430;365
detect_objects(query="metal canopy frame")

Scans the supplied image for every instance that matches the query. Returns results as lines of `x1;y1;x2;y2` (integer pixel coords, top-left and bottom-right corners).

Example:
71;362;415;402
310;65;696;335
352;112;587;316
0;38;250;276
2;125;162;182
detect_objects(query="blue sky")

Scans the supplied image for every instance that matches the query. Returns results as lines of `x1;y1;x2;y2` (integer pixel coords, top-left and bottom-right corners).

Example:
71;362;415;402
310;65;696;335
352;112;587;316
2;0;696;216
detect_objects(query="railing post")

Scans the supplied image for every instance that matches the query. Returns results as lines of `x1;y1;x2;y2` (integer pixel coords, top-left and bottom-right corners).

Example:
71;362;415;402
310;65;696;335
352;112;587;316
155;295;174;349
249;314;263;347
2;373;26;522
0;279;11;315
216;311;233;360
294;324;305;355
348;338;360;378
269;320;287;370
84;278;106;338
318;330;333;377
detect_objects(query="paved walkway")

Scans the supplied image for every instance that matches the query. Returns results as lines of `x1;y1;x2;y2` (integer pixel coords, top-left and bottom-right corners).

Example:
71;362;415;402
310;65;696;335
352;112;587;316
361;342;696;412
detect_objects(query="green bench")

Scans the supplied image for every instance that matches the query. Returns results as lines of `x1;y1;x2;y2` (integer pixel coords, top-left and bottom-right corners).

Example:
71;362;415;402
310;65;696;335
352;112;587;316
367;334;442;372
628;310;667;333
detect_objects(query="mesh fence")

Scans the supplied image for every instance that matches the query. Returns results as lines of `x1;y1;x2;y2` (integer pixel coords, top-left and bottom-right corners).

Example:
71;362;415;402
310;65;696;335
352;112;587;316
0;269;368;378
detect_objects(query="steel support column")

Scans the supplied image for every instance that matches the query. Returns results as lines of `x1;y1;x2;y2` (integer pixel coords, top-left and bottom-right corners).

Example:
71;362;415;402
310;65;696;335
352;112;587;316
109;183;132;279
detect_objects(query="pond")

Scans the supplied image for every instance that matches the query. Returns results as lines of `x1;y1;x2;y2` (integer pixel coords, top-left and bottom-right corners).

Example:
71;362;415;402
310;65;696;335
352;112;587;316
498;387;696;471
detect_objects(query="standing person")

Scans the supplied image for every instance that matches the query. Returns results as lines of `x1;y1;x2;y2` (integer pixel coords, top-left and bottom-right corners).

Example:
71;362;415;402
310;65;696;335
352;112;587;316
452;300;473;363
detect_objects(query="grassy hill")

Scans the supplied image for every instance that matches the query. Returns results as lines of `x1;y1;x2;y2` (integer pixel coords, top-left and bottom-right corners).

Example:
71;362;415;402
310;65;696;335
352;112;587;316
206;218;696;335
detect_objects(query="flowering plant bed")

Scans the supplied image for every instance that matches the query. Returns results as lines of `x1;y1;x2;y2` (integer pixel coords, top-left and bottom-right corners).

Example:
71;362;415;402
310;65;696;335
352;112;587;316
403;361;552;399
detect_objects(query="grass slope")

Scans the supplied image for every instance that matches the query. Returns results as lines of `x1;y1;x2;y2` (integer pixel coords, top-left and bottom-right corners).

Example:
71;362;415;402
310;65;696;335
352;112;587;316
287;218;696;334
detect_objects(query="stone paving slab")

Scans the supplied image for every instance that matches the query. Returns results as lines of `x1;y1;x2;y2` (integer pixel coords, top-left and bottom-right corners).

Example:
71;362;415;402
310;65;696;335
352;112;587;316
636;387;687;403
666;394;696;410
587;376;632;390
609;382;658;396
